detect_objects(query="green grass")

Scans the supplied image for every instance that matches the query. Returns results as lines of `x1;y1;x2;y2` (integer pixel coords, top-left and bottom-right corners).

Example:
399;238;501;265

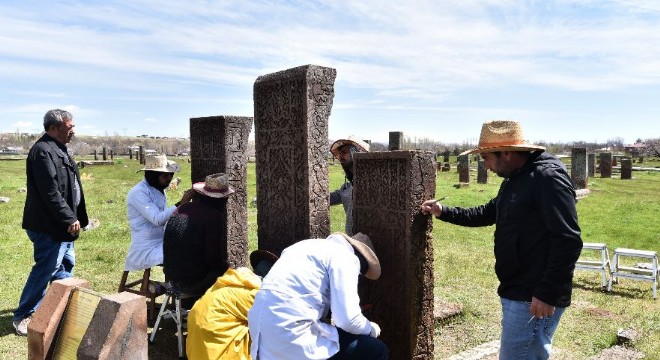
0;157;659;359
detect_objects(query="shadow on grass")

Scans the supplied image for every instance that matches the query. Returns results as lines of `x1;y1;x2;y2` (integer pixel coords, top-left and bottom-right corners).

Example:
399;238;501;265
0;310;18;337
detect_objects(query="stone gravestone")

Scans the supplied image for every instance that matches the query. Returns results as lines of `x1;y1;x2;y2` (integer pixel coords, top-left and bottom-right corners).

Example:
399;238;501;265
102;147;107;161
621;158;632;179
353;150;436;360
600;152;613;178
109;149;114;160
477;159;488;184
94;149;98;161
587;153;595;177
139;146;144;165
457;154;470;183
253;64;334;255
388;131;404;151
190;116;253;267
129;149;133;160
571;147;588;189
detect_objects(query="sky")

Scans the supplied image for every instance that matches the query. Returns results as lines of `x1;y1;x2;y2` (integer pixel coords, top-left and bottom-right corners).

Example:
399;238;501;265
1;0;659;145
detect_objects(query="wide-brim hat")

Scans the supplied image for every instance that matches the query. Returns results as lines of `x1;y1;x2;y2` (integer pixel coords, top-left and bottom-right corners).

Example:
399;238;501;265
249;249;279;276
192;173;235;198
138;154;180;173
460;120;545;156
330;136;370;159
339;232;381;280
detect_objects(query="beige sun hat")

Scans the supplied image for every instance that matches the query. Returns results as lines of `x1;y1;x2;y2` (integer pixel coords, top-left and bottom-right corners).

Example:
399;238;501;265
460;120;545;156
192;173;235;198
338;232;381;280
330;136;370;159
138;154;181;173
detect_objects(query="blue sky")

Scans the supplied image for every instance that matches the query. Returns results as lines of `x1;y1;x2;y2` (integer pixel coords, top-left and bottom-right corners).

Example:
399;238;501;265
1;0;659;145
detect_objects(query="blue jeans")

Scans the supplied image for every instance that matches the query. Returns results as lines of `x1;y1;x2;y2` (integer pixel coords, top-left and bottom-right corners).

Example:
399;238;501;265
328;328;389;360
499;297;565;360
13;230;75;321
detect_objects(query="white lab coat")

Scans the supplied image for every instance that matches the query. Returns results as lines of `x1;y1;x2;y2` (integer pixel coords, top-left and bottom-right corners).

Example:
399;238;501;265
124;179;176;271
248;234;374;360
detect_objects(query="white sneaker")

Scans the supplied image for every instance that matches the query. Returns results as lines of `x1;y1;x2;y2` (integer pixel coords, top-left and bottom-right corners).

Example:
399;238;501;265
13;317;31;336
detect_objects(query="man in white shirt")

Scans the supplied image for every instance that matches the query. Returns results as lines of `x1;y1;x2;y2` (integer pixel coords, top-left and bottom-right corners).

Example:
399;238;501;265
125;154;193;271
248;232;388;360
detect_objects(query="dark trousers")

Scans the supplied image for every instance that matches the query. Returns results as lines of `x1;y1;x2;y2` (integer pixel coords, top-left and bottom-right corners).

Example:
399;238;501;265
328;328;389;360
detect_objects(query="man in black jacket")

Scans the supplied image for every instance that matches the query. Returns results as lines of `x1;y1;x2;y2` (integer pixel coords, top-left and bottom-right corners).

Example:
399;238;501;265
421;120;582;360
13;109;88;336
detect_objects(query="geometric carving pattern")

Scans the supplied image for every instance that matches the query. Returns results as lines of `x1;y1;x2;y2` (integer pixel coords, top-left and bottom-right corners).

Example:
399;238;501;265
353;151;436;360
190;115;253;267
254;65;335;255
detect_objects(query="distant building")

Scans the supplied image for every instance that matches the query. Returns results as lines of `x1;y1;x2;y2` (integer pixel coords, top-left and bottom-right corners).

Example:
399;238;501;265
624;142;646;157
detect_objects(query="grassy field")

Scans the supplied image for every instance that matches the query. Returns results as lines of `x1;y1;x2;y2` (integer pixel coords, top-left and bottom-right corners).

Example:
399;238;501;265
0;155;658;359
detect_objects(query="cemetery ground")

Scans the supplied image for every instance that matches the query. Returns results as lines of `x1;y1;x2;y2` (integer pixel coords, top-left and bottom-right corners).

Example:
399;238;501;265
0;156;659;359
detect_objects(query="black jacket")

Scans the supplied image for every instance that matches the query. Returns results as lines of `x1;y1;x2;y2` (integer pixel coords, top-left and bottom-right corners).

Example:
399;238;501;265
439;151;582;307
22;134;89;241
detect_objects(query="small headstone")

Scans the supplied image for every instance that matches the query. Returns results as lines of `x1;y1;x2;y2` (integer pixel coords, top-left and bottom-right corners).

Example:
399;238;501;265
388;131;404;151
621;158;632;179
442;162;451;172
587;153;595;177
457;154;470;183
599;152;613;178
102;147;107;161
571;147;588;189
477;160;488;184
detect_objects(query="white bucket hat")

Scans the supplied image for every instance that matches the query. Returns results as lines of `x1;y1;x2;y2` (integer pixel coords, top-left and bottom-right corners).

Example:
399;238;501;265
138;154;180;173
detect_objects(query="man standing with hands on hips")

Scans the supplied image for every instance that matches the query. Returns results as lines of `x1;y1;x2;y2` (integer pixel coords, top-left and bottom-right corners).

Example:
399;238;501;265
13;109;89;336
421;120;582;359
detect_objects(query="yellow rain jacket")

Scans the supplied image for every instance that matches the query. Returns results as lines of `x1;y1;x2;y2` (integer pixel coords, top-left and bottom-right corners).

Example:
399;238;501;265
186;267;262;360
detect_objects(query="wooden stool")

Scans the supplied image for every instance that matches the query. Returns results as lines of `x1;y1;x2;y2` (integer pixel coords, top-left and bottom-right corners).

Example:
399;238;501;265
118;268;166;320
608;248;659;299
575;242;611;288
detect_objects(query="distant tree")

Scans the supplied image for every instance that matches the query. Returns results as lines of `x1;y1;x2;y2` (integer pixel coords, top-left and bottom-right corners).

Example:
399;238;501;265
642;138;660;157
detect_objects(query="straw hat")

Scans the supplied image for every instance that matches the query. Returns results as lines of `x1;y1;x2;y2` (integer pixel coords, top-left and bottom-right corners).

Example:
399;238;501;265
460;120;545;156
138;154;180;173
330;136;370;159
192;173;235;198
249;249;279;277
339;232;381;280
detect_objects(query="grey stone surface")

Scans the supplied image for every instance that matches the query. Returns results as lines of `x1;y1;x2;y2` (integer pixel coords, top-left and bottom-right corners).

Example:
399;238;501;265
571;147;588;189
620;158;632;179
253;65;334;255
477;160;488;184
458;154;470;183
588;153;595;177
388;131;404;150
353;150;436;360
190;115;253;267
600;152;613;178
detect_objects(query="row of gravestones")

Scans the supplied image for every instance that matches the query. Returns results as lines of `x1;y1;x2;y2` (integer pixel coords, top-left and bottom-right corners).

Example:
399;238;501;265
31;65;435;360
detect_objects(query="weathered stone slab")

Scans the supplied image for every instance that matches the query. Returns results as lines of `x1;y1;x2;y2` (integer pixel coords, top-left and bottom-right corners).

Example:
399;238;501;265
477;160;488;184
587;153;595;177
600;152;613;178
28;278;90;360
78;292;147;360
353;150;436;360
457;154;470;183
190;115;253;267
253;65;334;255
388;131;404;150
571;147;588;189
620;158;632;179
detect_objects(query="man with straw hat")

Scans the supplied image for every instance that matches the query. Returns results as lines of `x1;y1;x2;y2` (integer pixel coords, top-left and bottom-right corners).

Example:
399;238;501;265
330;136;370;235
125;154;194;272
421;120;583;360
248;232;388;359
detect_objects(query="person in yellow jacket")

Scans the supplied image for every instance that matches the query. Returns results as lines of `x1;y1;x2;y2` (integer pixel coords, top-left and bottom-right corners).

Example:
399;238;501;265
186;250;278;360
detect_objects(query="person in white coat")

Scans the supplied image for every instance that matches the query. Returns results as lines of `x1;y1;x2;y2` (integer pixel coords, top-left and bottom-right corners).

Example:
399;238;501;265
248;232;388;360
124;154;193;271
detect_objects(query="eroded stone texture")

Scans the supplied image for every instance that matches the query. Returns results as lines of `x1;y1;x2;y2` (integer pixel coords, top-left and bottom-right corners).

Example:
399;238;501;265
389;131;404;150
353;151;436;360
477;160;488;184
254;65;334;255
600;152;613;178
28;278;90;360
190;116;253;267
457;154;470;183
78;292;147;360
620;158;632;179
571;147;588;189
588;153;595;177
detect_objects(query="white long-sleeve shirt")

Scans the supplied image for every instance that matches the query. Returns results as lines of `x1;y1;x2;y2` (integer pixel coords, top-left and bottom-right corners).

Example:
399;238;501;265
124;179;176;271
248;233;373;360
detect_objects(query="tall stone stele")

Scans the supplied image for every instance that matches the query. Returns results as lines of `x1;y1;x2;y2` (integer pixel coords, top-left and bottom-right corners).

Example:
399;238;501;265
189;116;253;267
620;158;632;179
457;154;470;183
571;147;588;189
353;150;436;360
600;152;613;178
253;65;335;255
388;131;404;150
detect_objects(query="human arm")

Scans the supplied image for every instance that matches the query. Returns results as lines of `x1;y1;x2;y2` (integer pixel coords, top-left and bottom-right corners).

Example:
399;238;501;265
127;185;176;227
421;197;497;227
327;252;374;335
